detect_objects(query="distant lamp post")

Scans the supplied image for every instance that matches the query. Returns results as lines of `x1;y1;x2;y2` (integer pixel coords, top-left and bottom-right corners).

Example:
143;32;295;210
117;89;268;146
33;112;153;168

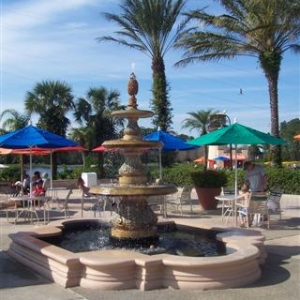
208;112;233;169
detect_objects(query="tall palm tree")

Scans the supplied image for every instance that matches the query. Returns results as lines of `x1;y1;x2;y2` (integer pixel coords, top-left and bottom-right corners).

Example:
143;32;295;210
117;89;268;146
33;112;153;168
74;87;122;177
175;0;300;166
98;0;188;131
0;109;30;133
25;80;75;178
182;109;216;170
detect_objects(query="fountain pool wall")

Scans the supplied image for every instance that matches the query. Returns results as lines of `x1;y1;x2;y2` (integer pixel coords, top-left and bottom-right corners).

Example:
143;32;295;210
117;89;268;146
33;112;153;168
7;219;266;290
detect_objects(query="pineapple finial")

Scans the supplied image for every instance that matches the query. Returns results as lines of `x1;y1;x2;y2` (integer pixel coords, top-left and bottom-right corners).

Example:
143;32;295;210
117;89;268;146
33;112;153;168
127;72;138;108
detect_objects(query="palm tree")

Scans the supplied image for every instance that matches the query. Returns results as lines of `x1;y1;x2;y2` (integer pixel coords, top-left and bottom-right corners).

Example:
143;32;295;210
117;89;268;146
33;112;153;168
175;0;300;166
68;127;90;167
97;0;188;131
0;109;30;133
182;109;216;170
74;87;122;177
25;80;75;136
0;109;31;174
25;80;75;178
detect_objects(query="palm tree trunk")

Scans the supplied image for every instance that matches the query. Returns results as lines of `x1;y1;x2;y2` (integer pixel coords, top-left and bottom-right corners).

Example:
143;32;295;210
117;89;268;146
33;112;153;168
266;73;282;166
151;56;171;131
52;152;58;180
97;152;104;178
260;52;282;166
81;152;85;167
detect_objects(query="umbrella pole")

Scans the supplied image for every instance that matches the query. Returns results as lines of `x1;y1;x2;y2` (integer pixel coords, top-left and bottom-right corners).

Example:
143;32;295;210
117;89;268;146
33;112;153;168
229;144;233;169
234;145;238;226
20;155;24;181
29;147;33;197
50;152;53;188
159;149;162;180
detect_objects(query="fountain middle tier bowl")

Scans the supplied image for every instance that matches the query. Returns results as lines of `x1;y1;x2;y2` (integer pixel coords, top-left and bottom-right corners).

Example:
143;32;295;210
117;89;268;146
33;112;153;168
89;183;177;196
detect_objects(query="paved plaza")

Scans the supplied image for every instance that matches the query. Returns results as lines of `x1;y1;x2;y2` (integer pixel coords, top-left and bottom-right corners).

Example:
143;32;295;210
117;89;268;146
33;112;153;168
0;190;299;300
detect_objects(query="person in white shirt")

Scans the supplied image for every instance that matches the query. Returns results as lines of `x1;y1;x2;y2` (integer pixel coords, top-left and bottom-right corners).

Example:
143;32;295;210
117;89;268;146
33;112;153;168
244;161;267;192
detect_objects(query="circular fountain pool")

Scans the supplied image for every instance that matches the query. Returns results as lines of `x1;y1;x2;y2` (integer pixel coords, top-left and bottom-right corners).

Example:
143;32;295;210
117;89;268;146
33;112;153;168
39;220;227;257
8;218;266;291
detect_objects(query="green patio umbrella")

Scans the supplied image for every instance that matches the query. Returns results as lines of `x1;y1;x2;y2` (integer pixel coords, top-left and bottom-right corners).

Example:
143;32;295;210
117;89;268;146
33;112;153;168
187;122;286;225
188;123;286;147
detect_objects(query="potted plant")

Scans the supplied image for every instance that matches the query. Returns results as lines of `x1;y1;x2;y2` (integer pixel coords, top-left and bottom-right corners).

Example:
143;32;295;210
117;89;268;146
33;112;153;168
190;169;228;210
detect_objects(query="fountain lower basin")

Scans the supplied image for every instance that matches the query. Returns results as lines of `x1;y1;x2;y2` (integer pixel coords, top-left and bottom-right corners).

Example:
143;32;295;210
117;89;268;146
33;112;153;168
7;219;266;290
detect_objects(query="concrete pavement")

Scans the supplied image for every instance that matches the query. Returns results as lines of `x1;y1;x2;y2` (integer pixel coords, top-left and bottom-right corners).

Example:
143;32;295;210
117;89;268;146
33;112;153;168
0;191;299;300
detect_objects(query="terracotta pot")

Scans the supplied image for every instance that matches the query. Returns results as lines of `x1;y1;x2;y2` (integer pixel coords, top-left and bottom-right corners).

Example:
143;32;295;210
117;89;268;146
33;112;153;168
195;187;221;210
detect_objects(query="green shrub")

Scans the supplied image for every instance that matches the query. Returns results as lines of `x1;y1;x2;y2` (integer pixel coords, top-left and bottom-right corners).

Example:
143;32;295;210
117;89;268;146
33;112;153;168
0;165;20;182
153;163;300;194
190;169;227;188
162;163;196;186
266;167;300;194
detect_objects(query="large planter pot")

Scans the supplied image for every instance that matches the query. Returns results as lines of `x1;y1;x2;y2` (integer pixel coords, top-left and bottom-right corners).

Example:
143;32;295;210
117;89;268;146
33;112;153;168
195;187;221;210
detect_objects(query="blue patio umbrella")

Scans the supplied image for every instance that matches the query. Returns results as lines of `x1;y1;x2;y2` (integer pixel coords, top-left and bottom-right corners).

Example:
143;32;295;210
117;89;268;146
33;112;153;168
143;130;199;179
213;156;230;161
0;125;78;149
0;125;78;193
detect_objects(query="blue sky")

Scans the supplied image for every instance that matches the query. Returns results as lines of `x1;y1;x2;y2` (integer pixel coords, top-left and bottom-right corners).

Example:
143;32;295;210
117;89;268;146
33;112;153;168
1;0;299;137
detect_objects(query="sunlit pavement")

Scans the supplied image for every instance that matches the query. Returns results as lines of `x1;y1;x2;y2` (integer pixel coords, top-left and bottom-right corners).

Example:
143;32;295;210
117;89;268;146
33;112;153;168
0;190;299;300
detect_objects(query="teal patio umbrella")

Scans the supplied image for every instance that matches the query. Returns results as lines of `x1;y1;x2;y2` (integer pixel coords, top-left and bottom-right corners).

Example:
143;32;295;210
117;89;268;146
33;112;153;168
188;122;286;225
188;123;286;146
188;123;286;189
187;123;286;225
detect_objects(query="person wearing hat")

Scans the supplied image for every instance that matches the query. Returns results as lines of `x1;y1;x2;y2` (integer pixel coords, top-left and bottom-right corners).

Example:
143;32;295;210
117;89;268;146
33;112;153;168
243;161;268;192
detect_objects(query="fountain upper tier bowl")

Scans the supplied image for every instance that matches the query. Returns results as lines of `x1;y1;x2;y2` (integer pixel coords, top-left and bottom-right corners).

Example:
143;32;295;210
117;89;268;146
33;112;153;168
111;107;154;119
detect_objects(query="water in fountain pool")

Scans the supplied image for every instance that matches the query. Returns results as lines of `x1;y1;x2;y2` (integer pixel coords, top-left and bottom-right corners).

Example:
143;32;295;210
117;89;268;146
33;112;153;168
40;221;227;257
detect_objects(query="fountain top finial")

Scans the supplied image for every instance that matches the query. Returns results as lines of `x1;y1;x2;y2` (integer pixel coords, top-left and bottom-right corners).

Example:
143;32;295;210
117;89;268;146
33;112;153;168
127;72;139;108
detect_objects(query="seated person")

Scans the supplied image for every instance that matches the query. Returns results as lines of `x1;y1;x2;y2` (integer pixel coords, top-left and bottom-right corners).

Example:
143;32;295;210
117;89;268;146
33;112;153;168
22;173;30;195
77;177;99;211
33;171;43;184
12;180;23;196
77;177;90;197
32;179;46;196
42;173;50;191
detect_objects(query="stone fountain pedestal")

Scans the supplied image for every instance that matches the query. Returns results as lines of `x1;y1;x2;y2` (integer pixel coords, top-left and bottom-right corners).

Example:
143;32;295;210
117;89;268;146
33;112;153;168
89;72;177;243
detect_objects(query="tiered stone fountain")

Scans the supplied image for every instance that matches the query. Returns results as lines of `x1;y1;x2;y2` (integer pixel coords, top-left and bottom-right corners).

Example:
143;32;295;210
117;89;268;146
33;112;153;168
7;73;267;291
89;72;176;244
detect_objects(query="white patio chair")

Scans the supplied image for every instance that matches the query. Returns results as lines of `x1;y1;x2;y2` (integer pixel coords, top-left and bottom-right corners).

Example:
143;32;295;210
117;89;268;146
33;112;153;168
148;195;166;216
81;193;103;218
56;188;73;219
267;188;284;220
237;194;270;228
166;186;193;216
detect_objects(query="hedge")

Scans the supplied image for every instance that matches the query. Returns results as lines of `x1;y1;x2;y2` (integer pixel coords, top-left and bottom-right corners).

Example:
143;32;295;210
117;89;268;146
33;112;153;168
160;163;300;195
